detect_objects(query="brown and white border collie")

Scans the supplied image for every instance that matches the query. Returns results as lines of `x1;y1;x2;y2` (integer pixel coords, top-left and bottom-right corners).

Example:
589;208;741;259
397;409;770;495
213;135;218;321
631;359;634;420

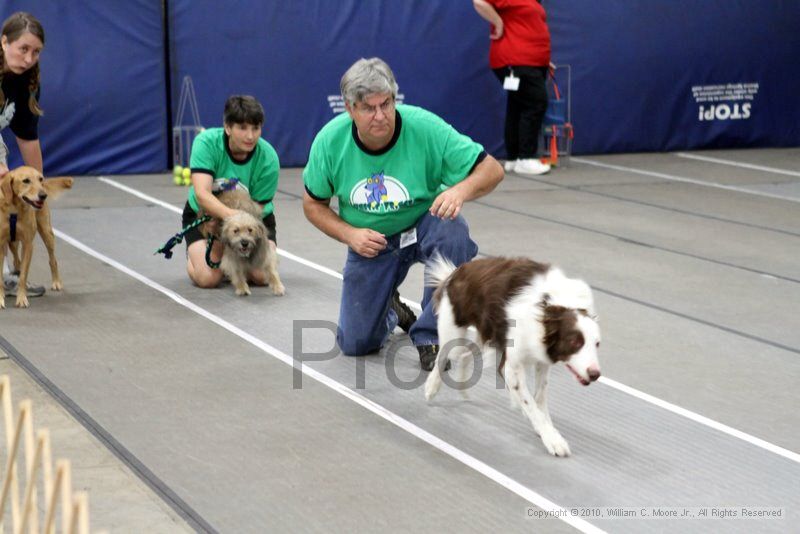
423;255;601;457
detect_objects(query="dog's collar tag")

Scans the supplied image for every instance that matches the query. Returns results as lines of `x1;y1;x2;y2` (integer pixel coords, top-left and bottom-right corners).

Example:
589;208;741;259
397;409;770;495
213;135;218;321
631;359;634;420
8;213;16;242
503;73;520;91
399;228;417;248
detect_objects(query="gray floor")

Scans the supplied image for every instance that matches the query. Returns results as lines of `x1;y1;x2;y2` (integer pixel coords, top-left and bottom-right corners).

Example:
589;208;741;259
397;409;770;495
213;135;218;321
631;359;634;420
0;357;193;533
1;148;798;533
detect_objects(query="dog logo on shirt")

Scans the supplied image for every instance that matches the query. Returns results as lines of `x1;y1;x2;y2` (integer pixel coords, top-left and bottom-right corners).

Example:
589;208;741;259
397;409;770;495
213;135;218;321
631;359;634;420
349;170;412;213
364;171;388;208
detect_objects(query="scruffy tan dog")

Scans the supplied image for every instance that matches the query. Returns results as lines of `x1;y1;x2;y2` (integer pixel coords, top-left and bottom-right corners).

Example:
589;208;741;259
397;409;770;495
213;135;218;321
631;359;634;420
0;166;73;308
205;189;284;297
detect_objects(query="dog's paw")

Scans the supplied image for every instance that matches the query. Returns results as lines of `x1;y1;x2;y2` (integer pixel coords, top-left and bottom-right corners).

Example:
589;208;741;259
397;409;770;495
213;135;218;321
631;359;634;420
0;298;5;309
424;388;436;402
51;280;63;291
424;374;441;401
234;285;251;296
15;295;30;308
540;428;571;457
271;283;285;296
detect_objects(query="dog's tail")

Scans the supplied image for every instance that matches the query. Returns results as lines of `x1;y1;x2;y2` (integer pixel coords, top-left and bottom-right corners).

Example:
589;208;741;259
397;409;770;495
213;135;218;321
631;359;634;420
425;253;458;312
44;177;74;201
425;253;457;289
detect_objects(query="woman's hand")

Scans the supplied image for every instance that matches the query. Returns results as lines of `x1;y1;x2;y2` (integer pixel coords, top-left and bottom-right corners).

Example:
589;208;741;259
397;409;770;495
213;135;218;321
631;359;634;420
491;20;504;40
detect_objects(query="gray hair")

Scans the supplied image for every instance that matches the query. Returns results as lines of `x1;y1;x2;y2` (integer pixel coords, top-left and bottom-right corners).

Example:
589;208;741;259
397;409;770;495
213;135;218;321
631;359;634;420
340;57;399;106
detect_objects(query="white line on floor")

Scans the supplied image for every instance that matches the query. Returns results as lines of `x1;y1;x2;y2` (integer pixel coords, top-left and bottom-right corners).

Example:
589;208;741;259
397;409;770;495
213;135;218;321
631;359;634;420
98;177;182;212
599;377;799;463
55;228;604;534
571;157;800;203
674;152;800;178
97;176;800;465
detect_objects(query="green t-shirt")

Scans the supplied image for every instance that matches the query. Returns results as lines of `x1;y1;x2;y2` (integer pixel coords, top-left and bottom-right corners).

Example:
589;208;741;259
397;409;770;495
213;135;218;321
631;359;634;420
187;127;280;217
303;105;484;236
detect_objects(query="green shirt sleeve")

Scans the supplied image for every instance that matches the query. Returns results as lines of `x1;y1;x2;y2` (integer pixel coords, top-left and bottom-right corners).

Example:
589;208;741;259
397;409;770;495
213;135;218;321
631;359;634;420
439;124;484;188
189;131;217;176
302;134;334;200
249;142;280;204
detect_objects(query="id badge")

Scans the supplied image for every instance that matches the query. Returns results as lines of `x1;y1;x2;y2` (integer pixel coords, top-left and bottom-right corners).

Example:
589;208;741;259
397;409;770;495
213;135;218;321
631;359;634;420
503;74;520;91
399;228;418;248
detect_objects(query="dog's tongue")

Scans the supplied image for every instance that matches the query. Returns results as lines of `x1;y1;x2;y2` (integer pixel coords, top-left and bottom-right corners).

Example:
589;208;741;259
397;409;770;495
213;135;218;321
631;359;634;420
24;197;44;209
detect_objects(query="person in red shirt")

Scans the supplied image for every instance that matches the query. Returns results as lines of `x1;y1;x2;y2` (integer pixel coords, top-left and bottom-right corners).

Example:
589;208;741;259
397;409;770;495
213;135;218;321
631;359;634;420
473;0;552;175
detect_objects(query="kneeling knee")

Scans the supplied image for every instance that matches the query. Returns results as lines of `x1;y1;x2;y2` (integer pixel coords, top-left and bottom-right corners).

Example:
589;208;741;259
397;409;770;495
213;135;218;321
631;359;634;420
337;331;379;356
190;270;223;289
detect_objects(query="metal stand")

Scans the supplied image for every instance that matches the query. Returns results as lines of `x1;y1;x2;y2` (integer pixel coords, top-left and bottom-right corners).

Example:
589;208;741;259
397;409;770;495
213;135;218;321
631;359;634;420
172;76;203;168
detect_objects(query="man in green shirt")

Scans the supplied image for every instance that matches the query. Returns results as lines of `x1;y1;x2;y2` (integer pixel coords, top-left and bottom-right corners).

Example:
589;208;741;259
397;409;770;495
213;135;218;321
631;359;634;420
303;58;504;370
182;95;280;288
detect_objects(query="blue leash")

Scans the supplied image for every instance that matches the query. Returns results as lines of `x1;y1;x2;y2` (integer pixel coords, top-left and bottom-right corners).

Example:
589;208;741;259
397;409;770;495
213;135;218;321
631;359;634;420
155;179;240;263
154;215;211;259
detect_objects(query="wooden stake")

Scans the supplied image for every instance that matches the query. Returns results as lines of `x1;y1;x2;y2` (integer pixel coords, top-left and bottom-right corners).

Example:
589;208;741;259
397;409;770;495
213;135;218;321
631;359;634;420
19;429;45;534
0;400;27;528
1;375;21;532
43;460;67;534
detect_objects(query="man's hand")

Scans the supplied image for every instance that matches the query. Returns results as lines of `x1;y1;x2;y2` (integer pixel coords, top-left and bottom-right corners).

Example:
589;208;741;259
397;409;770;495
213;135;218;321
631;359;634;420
346;228;387;258
430;187;468;220
430;155;503;220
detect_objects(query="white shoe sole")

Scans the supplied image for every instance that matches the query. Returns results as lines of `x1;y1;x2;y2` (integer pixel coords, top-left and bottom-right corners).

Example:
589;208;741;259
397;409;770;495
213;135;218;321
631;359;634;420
514;166;551;176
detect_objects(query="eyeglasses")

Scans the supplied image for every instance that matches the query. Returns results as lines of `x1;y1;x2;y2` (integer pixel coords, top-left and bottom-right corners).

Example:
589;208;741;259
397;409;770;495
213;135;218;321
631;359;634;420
355;98;395;118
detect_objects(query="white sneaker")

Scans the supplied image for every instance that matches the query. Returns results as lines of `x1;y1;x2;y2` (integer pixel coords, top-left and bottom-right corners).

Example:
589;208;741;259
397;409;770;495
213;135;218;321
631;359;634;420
514;158;551;175
503;160;517;172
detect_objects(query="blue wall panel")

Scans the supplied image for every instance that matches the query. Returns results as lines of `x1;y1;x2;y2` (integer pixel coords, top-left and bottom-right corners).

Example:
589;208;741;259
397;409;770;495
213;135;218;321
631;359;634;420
170;0;800;164
168;0;504;166
3;1;168;174
548;1;800;154
3;1;797;173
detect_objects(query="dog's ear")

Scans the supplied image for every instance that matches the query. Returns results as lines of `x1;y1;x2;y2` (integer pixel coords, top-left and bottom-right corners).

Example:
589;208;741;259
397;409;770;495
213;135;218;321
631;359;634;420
219;219;234;245
43;177;74;200
0;170;13;203
538;292;551;310
255;221;267;241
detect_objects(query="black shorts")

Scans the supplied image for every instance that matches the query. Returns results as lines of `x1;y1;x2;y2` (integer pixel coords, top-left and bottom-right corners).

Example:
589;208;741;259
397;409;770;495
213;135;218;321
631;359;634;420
181;201;277;248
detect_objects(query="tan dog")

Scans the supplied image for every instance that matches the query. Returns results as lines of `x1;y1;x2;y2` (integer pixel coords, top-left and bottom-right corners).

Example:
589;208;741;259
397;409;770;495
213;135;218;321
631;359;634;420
204;189;284;297
0;166;73;308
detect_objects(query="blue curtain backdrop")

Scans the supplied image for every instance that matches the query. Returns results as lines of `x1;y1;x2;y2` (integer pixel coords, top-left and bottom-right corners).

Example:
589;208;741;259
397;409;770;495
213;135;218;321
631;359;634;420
548;0;800;154
3;1;798;173
167;0;502;167
168;0;800;166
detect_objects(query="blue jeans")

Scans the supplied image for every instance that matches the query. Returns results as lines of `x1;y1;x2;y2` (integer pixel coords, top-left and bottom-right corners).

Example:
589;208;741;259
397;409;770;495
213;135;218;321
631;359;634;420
337;212;478;356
